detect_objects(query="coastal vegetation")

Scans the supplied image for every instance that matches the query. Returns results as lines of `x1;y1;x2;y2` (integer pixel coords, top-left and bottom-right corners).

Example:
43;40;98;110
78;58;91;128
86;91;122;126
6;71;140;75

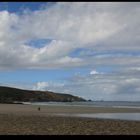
0;86;86;103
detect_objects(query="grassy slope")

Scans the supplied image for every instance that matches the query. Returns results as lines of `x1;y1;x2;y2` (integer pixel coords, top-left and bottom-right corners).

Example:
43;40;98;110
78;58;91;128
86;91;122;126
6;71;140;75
0;86;86;103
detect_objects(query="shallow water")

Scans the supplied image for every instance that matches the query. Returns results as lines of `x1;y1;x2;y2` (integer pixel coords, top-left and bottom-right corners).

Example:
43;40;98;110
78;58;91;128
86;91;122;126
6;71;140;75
27;101;140;108
56;113;140;121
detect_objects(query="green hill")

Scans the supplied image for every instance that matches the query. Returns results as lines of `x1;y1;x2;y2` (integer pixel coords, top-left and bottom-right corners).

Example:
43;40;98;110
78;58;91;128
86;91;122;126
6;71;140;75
0;86;86;103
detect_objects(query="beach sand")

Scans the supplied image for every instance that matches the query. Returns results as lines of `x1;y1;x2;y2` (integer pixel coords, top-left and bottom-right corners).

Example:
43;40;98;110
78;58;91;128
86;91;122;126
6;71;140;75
0;103;140;135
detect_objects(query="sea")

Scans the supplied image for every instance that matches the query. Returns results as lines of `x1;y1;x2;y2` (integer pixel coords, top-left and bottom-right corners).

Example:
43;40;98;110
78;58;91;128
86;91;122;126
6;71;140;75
23;101;140;121
23;101;140;108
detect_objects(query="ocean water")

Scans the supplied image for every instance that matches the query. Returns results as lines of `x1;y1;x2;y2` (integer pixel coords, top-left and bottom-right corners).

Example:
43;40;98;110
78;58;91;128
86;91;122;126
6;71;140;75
24;101;140;108
56;113;140;121
23;101;140;121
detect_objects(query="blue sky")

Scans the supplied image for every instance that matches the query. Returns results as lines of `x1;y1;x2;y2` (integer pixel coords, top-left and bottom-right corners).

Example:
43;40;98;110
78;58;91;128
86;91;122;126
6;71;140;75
0;2;47;12
0;2;140;101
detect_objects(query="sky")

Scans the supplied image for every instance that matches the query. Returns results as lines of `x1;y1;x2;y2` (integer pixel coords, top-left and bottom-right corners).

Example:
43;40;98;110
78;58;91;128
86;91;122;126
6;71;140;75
0;2;140;101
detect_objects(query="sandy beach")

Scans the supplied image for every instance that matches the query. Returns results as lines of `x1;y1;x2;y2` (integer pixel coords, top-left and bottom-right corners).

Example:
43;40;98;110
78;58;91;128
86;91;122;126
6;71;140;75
0;103;140;135
0;103;140;114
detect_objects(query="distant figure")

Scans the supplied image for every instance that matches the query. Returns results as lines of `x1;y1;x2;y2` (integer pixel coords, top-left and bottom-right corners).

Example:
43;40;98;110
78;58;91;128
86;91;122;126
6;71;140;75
38;107;41;111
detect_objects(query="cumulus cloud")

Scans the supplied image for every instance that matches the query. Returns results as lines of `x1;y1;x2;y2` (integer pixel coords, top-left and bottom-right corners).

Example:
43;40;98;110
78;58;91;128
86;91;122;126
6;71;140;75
1;2;140;101
34;82;49;91
35;68;140;101
1;67;140;101
90;70;99;75
33;81;64;92
0;2;140;70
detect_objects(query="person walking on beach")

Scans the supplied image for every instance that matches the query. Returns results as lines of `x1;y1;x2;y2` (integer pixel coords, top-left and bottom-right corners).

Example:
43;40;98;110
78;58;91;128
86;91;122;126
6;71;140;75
38;107;41;111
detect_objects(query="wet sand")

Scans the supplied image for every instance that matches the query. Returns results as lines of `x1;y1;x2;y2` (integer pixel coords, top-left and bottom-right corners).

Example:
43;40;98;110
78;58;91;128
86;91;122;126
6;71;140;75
0;103;140;115
0;103;140;135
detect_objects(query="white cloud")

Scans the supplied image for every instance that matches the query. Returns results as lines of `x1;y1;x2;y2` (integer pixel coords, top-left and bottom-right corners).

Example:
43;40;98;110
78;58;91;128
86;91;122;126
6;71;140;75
33;81;64;92
2;66;140;101
31;67;140;101
1;2;140;101
90;70;99;75
0;2;140;70
34;82;49;91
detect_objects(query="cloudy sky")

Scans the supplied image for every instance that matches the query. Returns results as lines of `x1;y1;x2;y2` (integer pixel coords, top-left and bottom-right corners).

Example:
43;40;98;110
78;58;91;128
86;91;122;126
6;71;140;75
0;2;140;101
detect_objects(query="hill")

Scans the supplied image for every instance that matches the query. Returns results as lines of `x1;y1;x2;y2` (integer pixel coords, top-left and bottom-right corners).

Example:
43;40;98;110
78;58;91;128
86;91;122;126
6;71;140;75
0;86;86;103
